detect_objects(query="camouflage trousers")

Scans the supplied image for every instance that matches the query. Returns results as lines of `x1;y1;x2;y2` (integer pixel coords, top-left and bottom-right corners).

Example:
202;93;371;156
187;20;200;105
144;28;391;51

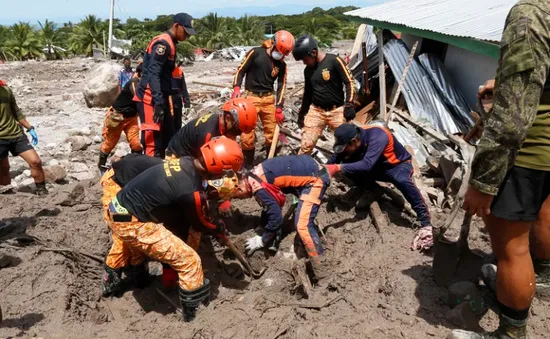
100;109;142;154
299;105;344;155
241;92;276;151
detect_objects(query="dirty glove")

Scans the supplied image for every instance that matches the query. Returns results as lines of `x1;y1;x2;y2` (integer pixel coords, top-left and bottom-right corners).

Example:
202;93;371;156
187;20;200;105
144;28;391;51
275;107;285;125
28;127;38;146
218;200;232;218
153;105;164;124
231;86;241;99
297;115;305;129
245;235;264;255
411;225;434;252
325;164;341;177
344;104;356;122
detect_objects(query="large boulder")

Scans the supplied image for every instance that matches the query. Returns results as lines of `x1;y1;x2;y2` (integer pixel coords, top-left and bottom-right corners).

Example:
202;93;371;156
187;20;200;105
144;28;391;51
44;165;67;183
82;63;121;108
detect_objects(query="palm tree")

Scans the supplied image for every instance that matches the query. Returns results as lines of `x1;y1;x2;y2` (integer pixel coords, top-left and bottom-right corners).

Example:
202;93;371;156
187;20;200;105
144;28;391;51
9;22;42;60
302;18;340;46
69;15;105;56
0;26;14;61
195;13;234;49
234;15;264;46
38;20;66;60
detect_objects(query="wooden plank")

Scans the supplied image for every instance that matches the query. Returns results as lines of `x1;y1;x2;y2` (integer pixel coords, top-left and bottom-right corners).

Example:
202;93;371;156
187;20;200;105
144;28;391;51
424;177;446;188
390;105;450;144
378;30;387;121
353;101;376;125
280;127;334;155
361;42;370;95
192;80;229;89
349;24;367;66
386;41;418;125
369;201;387;243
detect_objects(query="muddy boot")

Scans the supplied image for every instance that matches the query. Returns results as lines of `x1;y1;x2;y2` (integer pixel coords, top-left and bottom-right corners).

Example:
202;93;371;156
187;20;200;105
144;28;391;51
310;257;331;282
98;151;109;175
35;182;48;196
102;264;123;297
179;279;211;322
126;264;150;289
447;314;527;339
243;149;255;169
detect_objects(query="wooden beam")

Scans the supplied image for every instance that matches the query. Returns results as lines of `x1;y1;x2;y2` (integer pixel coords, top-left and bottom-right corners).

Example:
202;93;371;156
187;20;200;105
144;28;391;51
349;24;367;66
378;30;387;121
354;101;376;125
386;41;418;125
192;81;229;89
390;105;450;144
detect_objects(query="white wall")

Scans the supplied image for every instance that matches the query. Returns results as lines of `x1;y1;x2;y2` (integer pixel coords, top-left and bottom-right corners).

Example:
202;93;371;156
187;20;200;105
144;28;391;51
443;45;498;108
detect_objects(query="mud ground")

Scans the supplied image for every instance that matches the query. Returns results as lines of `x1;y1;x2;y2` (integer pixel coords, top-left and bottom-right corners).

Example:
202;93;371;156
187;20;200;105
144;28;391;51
1;58;549;339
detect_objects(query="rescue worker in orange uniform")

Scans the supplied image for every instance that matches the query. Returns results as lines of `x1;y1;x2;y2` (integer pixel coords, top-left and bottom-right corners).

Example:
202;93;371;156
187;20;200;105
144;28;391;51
232;30;295;167
135;13;195;158
236;155;332;281
166;98;258;159
98;64;144;174
101;137;243;322
292;35;356;155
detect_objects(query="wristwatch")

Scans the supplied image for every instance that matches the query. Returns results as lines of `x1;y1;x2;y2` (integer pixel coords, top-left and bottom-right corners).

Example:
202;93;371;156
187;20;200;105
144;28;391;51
27;126;35;132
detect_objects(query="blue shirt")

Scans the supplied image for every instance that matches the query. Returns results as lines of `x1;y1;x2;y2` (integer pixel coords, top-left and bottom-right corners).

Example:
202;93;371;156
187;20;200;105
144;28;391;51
118;68;134;88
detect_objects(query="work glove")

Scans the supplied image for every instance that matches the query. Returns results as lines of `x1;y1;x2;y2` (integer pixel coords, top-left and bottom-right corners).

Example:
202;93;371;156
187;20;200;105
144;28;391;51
325;164;341;177
28;127;38;146
153;105;165;124
218;200;232;218
231;86;241;99
297;115;305;129
411;225;434;252
183;97;191;109
245;235;264;255
344;104;356;122
213;218;227;239
275;107;285;125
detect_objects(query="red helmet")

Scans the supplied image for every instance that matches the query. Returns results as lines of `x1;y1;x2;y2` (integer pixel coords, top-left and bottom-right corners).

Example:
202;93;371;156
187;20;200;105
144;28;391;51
200;136;244;174
222;98;258;134
273;30;295;56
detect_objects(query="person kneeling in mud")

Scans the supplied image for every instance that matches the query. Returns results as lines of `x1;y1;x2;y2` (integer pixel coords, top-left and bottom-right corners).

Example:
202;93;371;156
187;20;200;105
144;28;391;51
101;137;243;322
235;154;332;281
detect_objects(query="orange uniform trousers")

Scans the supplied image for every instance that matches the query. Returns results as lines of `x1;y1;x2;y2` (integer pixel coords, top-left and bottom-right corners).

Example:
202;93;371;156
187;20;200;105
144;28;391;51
299;105;345;155
241;92;276;151
100;108;142;154
104;198;204;290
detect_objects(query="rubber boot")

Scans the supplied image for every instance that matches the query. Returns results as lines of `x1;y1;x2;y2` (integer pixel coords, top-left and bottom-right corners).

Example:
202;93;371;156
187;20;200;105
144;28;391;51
243;149;255;169
126;264;150;289
102;264;123;297
178;279;211;322
98;151;109;175
482;263;550;300
447;314;527;339
35;182;48;196
310;256;330;282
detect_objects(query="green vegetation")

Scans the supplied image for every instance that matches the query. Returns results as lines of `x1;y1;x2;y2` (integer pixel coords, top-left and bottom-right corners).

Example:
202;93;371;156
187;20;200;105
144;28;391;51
0;6;359;61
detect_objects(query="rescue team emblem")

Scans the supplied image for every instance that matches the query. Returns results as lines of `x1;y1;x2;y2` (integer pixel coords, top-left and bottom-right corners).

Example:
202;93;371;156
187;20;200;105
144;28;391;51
272;67;279;78
156;45;166;56
322;69;330;81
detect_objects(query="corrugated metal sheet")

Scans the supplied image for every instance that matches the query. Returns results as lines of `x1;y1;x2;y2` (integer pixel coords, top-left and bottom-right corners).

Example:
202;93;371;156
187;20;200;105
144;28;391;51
346;0;517;43
389;121;430;167
419;53;475;132
383;39;460;135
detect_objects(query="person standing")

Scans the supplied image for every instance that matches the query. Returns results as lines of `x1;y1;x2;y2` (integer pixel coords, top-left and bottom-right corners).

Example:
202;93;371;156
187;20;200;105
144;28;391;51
118;56;134;91
292;35;356;155
135;13;195;158
450;1;550;338
0;80;47;196
232;30;295;167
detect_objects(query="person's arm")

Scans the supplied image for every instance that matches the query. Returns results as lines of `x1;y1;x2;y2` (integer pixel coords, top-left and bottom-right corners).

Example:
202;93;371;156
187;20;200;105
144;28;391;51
254;189;283;244
470;4;550;195
184;191;225;237
9;89;25;122
232;49;255;88
335;56;355;105
181;72;191;108
275;62;287;108
148;41;170;105
341;130;388;175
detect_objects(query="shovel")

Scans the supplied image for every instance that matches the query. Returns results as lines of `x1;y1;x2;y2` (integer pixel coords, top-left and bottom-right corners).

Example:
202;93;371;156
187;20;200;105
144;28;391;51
432;136;484;288
219;235;267;279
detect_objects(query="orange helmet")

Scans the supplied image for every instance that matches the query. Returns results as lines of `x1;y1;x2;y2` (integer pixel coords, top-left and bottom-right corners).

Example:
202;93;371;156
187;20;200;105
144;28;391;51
200;136;244;174
222;98;258;134
273;30;295;57
207;173;238;201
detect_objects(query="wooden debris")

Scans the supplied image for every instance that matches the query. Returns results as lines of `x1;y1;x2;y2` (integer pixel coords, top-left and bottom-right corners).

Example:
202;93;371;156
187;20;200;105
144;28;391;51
424;177;446;188
353;101;376;125
192;80;229;89
361;41;370;95
349;24;367;65
290;85;304;97
280;127;334;155
390;106;450;145
386;41;419;125
378;30;387;121
290;259;313;299
369;201;387;243
405;145;432;207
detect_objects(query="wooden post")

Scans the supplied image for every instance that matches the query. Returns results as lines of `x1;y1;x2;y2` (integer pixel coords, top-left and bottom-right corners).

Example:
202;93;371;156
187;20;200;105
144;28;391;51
377;30;386;121
386;41;418;126
361;42;370;95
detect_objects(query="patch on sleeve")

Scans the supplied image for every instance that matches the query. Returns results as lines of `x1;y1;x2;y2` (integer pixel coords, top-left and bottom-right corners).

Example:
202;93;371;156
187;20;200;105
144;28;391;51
156;45;166;56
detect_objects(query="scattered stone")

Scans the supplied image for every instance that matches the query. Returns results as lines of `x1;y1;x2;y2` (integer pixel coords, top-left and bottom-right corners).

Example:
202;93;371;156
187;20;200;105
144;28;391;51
114;149;127;158
62;94;71;101
23;169;31;178
44;165;67;183
82;63;120;108
18;178;35;188
48;159;60;166
45;142;57;150
93;135;102;144
445;302;482;331
71;162;89;173
448;281;486;316
69;136;91;151
70;172;96;181
68;127;92;136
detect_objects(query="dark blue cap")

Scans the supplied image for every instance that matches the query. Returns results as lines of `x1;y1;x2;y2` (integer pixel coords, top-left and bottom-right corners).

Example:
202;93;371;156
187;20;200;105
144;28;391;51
333;123;360;154
173;13;196;35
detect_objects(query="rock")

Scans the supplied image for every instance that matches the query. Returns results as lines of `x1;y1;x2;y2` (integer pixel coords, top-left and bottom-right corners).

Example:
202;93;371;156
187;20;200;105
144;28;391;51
44;165;67;183
71;162;89;173
23;169;31;178
70;172;96;181
48;159;59;166
18;178;35;188
114;149;127;158
93;135;102;144
68;127;92;136
45;142;57;149
448;281;486;316
70;136;90;151
82;63;120;108
445;302;482;331
55;183;85;206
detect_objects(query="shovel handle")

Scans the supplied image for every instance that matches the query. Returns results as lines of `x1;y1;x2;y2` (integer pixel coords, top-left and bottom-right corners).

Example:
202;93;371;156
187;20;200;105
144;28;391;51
221;235;267;279
269;125;281;159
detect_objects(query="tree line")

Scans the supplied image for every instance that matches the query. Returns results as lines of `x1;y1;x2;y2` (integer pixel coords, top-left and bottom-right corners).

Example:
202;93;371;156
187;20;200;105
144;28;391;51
0;6;360;61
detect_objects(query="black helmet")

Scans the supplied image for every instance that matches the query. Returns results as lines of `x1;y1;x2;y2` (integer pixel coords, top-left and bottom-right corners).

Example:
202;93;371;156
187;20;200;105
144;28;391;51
292;34;318;61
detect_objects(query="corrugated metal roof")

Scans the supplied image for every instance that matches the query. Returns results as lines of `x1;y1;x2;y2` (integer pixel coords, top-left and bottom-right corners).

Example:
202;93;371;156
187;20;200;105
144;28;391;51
346;0;517;43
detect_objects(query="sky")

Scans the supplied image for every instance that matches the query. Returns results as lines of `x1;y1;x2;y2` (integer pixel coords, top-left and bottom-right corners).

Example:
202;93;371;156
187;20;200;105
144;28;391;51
0;0;386;25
